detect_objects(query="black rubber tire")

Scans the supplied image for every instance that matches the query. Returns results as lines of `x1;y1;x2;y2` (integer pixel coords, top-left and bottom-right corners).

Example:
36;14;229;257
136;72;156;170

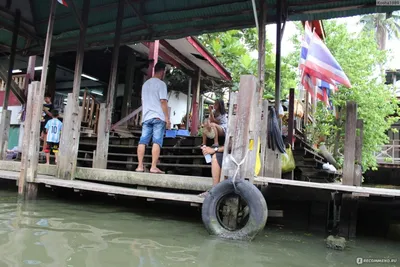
201;178;268;241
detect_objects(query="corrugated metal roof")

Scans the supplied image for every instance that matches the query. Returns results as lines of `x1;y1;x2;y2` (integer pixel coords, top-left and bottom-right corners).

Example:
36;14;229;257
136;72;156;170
1;0;400;53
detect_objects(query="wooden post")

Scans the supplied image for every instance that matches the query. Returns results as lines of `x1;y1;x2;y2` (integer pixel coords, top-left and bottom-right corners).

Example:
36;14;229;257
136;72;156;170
57;0;90;179
2;9;20;110
38;0;57;108
0;110;11;160
354;119;364;186
121;52;136;122
57;94;83;179
93;103;107;168
94;0;124;169
147;41;159;78
304;89;309;127
288;88;295;147
274;0;282;113
221;75;258;180
257;0;267;96
0;9;20;159
190;69;201;136
185;78;192;130
259;100;269;177
18;56;36;150
220;92;237;181
18;83;35;195
343;101;357;185
46;59;57;101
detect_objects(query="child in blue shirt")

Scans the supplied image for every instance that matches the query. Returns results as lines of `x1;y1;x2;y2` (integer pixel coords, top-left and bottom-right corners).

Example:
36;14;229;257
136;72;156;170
44;109;63;164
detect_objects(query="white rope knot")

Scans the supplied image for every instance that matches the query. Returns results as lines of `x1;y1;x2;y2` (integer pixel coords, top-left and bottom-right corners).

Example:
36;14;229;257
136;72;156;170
228;149;251;192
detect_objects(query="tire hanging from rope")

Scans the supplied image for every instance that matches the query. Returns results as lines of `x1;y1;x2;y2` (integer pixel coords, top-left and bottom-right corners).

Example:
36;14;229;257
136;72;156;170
267;107;286;154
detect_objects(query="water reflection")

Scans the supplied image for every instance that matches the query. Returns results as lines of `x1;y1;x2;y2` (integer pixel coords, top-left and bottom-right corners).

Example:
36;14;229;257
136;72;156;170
0;191;399;267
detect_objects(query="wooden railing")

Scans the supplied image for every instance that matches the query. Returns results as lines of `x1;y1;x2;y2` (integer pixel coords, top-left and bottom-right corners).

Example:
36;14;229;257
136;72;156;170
375;142;400;165
111;106;142;130
0;74;26;91
81;91;101;134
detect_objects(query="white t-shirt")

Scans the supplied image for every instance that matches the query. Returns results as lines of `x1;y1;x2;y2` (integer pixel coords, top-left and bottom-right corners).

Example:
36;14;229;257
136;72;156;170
141;78;168;122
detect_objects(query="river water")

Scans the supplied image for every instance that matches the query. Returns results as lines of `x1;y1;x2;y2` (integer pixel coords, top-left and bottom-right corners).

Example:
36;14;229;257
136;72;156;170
0;188;399;267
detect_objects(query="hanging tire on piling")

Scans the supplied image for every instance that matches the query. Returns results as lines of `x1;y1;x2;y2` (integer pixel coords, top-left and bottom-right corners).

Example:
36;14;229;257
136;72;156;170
201;178;268;241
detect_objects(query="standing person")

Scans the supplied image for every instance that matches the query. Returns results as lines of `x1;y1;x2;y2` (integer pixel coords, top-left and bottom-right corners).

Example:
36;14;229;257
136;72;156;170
201;99;227;147
41;93;53;150
44;109;62;165
136;62;171;174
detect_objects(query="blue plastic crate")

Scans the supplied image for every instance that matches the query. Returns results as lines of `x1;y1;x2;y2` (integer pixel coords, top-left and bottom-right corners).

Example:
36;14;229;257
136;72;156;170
177;129;190;136
165;130;177;138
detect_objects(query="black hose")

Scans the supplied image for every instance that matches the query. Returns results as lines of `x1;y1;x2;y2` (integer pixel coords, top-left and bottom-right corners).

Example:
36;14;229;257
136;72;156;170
267;107;286;154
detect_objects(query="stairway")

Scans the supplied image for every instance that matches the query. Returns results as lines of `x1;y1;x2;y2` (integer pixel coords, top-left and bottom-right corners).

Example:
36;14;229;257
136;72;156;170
292;131;340;183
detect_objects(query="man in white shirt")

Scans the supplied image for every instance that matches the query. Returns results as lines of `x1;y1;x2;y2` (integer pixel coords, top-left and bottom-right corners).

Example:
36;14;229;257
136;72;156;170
136;62;171;174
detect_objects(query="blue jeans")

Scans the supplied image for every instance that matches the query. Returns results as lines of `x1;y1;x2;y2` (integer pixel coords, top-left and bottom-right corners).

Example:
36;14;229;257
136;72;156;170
139;118;166;147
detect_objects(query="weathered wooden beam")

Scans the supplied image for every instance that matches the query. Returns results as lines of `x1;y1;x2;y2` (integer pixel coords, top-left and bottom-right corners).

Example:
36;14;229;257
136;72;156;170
57;94;83;179
57;0;90;180
0;66;25;104
259;100;269;176
190;69;201;136
25;82;41;183
159;40;198;70
65;0;84;30
3;8;20;109
354;119;363;186
126;0;151;31
95;0;124;169
288;88;295;147
146;41;159;78
343;101;357;186
38;0;57;115
121;52;136;122
0;110;11;160
222;75;258;179
257;0;267;95
274;0;282;113
93;103;107;168
185;78;192;131
142;41;184;70
18;83;35;195
23;55;36;91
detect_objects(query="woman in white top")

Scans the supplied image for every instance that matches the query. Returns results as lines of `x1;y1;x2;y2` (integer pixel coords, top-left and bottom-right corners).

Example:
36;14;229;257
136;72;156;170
201;99;228;147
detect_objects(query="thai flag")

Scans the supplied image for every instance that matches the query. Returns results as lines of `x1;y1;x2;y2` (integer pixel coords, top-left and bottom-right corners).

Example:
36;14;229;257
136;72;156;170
57;0;68;7
304;31;351;88
299;22;312;70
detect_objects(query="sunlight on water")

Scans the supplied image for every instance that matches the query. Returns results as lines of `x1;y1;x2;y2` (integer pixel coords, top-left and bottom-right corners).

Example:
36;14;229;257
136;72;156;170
0;190;399;267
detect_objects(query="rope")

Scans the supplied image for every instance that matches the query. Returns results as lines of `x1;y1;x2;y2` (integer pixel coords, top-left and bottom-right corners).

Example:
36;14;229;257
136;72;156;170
228;148;250;193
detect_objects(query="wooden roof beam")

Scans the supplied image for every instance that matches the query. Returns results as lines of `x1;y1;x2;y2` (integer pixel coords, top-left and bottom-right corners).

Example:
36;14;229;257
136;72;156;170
159;40;198;71
65;0;84;30
142;41;193;76
126;0;151;33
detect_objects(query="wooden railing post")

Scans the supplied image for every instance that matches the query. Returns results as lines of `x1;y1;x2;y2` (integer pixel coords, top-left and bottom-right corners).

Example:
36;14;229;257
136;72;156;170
354;119;363;186
57;93;83;179
343;101;357;185
220;75;259;180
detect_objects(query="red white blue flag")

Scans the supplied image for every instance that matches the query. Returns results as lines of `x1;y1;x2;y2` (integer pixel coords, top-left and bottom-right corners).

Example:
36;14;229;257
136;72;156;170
57;0;68;7
304;31;351;88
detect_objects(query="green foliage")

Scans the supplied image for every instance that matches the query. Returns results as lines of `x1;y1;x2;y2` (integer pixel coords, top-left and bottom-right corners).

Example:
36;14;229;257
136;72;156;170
287;20;399;170
359;12;400;50
198;29;296;99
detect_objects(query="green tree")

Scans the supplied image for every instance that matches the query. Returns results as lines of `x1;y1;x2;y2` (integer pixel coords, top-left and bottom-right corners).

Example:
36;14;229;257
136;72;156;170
198;29;296;99
287;20;398;170
359;12;400;50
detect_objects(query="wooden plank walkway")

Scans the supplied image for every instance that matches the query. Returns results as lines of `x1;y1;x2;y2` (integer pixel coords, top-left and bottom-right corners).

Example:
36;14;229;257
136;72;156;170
254;177;400;197
0;170;204;204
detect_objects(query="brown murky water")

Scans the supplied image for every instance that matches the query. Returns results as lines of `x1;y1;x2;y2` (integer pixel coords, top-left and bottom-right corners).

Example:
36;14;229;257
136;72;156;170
0;189;399;267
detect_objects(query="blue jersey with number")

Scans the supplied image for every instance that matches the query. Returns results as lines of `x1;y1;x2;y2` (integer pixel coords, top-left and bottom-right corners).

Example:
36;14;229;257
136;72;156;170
45;118;63;143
